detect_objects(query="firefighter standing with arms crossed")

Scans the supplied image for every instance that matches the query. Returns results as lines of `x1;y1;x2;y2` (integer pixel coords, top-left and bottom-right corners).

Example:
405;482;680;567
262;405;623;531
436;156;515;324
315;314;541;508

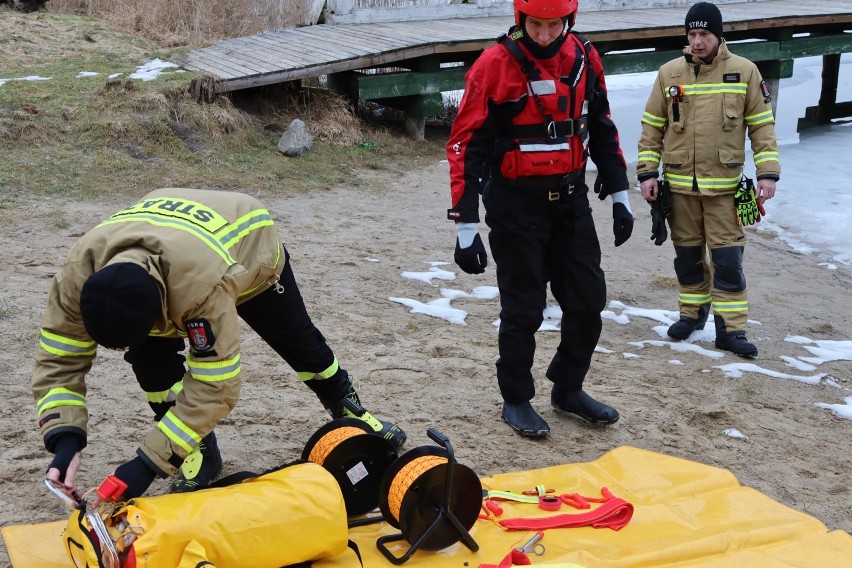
447;0;634;437
35;188;405;505
638;2;780;358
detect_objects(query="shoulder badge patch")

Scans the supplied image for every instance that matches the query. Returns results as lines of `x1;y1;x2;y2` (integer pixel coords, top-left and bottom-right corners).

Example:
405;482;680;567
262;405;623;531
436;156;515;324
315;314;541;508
723;73;740;83
187;319;217;354
760;79;772;103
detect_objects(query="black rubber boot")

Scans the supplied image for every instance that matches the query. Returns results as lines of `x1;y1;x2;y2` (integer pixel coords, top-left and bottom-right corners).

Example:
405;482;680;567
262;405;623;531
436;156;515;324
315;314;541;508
169;431;223;493
501;401;550;438
667;303;710;340
551;385;619;425
327;390;407;451
714;315;758;358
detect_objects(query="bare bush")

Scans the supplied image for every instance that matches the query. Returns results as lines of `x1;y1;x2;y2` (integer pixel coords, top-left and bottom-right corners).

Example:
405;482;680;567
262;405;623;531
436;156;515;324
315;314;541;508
47;0;303;45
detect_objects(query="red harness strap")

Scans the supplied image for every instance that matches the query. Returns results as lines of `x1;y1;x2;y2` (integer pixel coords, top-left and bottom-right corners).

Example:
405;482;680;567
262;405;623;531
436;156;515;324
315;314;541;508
479;548;532;568
496;496;634;531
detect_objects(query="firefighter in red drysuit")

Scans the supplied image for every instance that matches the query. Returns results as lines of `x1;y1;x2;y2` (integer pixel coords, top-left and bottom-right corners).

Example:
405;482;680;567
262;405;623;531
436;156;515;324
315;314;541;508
447;0;634;437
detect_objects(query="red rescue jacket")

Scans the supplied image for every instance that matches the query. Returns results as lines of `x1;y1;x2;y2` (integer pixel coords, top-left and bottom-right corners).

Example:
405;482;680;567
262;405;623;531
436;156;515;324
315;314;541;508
447;29;627;222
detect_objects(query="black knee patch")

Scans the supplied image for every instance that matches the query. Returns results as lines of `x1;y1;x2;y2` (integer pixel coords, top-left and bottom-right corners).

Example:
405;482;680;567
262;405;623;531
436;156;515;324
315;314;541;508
711;246;746;292
673;246;704;286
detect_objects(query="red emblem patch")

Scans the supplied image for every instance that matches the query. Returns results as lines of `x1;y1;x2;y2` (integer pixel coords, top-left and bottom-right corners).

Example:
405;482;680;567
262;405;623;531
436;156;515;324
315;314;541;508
186;319;216;353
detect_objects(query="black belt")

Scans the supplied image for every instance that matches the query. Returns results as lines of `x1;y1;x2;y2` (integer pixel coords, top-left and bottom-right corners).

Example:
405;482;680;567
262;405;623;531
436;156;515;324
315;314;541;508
509;117;588;140
547;172;583;200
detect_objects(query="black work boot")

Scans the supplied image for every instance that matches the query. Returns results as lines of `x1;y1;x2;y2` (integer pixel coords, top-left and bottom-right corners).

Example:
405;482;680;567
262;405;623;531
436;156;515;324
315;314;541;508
667;303;710;340
328;391;407;451
169;431;223;493
551;385;619;425
714;315;758;358
501;401;550;438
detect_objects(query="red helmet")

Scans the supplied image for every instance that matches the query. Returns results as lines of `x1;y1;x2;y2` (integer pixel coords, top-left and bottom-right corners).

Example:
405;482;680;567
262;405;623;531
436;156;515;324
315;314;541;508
513;0;578;26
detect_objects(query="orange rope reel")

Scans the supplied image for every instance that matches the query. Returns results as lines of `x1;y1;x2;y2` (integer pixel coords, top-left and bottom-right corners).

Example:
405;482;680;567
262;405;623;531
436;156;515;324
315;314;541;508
377;429;481;561
302;417;398;517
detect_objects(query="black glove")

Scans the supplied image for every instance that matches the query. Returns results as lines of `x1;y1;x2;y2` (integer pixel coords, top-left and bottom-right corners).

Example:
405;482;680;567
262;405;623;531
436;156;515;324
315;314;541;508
649;178;671;246
593;175;608;201
650;204;668;246
47;434;83;481
454;232;488;274
612;202;634;247
112;455;157;500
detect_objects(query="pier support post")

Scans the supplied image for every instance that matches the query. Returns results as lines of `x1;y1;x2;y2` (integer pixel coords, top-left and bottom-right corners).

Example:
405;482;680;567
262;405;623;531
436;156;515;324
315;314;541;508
816;53;841;124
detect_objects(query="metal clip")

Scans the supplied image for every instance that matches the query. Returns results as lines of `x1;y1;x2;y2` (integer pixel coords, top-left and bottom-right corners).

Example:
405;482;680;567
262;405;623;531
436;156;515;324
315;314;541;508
44;478;80;509
546;120;557;139
515;531;546;556
270;274;285;294
548;190;560;202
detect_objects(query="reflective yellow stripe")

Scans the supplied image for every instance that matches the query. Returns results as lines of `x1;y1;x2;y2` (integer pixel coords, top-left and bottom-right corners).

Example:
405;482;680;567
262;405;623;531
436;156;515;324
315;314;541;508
217;208;274;250
713;300;748;313
157;411;201;453
641;112;667;128
149;321;183;337
145;382;182;404
297;358;340;382
638;150;661;163
108;197;230;232
753;150;779;165
39;330;96;357
745;109;774;126
679;83;747;96
145;389;170;404
679;293;711;305
666;172;740;191
187;353;241;382
98;214;236;265
486;490;539;504
37;388;86;413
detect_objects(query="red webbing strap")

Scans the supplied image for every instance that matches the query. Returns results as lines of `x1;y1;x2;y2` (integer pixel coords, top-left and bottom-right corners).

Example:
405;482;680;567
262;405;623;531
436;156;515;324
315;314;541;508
496;497;634;531
478;548;532;568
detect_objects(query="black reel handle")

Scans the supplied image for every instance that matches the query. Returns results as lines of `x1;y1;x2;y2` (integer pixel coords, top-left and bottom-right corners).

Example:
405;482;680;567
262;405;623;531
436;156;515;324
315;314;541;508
427;427;455;462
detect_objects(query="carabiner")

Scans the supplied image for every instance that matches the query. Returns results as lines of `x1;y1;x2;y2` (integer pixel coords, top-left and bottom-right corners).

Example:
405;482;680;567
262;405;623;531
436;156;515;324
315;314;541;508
515;531;546;556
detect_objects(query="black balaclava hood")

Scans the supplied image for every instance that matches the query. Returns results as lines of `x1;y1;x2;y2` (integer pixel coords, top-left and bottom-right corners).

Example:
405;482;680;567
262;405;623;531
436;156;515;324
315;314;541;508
517;14;570;59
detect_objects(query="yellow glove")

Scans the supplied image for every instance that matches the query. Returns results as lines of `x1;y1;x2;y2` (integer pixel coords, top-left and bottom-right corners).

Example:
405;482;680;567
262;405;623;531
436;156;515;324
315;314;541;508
734;178;761;226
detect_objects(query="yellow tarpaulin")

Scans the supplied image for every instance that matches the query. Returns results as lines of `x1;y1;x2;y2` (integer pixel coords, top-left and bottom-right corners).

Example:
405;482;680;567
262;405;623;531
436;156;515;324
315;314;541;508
4;446;850;567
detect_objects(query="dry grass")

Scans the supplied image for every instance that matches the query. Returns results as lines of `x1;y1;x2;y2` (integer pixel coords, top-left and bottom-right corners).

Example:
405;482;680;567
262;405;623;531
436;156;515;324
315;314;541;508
47;0;302;46
651;274;679;289
0;7;445;200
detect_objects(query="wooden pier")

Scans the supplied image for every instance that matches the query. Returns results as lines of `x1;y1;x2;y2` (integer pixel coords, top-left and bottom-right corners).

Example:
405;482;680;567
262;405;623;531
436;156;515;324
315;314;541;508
178;0;852;139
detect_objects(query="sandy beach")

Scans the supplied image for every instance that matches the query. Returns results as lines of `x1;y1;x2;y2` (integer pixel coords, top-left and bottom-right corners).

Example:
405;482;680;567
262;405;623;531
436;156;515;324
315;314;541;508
0;160;849;566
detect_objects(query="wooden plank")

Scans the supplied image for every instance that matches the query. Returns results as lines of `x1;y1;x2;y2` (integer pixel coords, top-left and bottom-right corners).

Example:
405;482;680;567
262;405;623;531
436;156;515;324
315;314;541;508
197;39;297;73
181;50;265;79
283;26;390;53
221;36;306;68
197;46;282;75
175;0;852;96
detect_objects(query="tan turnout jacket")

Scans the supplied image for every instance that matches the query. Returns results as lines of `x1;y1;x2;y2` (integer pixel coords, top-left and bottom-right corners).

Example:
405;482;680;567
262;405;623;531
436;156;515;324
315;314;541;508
637;40;780;193
33;188;284;475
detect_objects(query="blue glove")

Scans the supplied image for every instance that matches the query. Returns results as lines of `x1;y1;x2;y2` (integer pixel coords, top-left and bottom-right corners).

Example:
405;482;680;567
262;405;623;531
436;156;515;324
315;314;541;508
454;223;488;274
112;455;158;500
611;191;634;247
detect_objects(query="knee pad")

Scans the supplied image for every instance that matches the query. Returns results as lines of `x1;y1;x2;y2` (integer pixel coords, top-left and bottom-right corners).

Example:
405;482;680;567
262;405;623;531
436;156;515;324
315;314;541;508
673;246;705;286
711;246;746;292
